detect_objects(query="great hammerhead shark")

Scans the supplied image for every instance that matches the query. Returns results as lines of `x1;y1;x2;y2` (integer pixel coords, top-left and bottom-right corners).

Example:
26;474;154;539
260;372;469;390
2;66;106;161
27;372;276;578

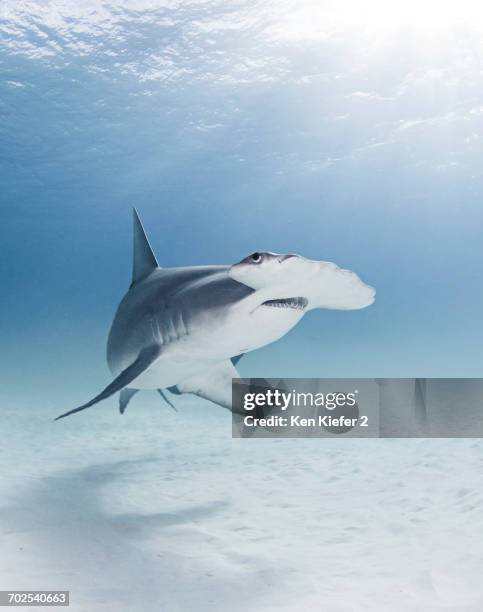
55;210;375;420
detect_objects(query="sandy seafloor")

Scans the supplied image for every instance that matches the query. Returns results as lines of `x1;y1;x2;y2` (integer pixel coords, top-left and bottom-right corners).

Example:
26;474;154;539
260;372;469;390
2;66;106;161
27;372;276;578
2;394;483;612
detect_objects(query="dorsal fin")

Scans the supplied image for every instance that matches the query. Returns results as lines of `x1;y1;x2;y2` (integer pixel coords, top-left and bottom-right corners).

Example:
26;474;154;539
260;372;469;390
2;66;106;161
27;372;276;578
132;208;159;285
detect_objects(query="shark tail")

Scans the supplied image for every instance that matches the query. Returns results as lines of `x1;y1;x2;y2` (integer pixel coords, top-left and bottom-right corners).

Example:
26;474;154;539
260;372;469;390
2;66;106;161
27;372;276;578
55;345;161;421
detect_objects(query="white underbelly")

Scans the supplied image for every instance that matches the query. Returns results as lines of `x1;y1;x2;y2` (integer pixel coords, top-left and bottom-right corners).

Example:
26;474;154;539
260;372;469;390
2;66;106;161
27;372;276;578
238;307;305;352
126;306;304;390
132;344;209;389
187;306;305;358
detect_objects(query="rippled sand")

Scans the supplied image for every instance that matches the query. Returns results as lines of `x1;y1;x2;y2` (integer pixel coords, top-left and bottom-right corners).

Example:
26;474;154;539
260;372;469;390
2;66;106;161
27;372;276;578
2;396;483;611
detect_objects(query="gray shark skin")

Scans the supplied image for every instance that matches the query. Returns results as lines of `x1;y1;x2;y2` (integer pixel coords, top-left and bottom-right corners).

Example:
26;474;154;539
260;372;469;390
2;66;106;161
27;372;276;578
55;210;375;420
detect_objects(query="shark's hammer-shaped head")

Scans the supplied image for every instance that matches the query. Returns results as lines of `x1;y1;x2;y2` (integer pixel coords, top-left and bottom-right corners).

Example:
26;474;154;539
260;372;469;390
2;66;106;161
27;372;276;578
229;252;375;311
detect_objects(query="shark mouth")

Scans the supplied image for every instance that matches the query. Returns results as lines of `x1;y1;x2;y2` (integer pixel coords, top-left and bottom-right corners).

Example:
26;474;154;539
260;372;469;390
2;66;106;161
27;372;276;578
262;297;308;311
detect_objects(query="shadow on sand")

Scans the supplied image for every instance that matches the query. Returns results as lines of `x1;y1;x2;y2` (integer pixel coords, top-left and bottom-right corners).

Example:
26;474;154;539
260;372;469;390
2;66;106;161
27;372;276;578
1;457;229;611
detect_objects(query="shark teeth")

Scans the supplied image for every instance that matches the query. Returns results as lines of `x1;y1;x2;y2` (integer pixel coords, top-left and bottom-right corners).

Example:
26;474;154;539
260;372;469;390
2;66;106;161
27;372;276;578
262;297;308;311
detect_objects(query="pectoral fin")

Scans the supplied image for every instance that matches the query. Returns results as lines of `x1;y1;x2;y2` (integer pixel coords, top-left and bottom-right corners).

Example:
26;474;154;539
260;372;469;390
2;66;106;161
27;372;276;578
55;345;162;421
231;353;244;366
176;360;240;411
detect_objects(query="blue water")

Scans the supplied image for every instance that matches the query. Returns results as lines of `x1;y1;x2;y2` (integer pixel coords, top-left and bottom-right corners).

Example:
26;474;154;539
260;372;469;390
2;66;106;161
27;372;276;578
2;2;483;411
4;6;483;612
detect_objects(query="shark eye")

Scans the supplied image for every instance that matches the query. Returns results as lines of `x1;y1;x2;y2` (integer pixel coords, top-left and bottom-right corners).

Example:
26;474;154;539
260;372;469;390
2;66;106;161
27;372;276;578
250;252;263;263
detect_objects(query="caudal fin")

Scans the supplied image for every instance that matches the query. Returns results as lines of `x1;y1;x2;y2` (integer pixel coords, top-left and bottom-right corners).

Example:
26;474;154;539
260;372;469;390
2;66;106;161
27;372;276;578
55;345;161;420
